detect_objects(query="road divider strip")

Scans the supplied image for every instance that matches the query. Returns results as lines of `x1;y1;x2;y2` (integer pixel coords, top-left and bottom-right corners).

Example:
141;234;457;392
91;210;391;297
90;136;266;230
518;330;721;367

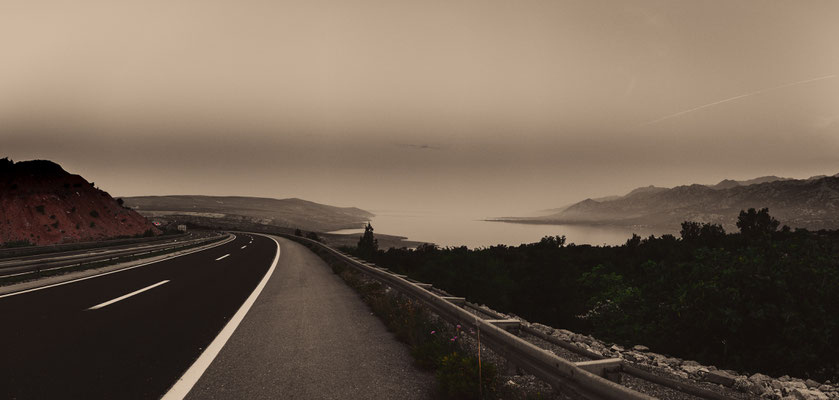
0;234;236;299
87;280;170;310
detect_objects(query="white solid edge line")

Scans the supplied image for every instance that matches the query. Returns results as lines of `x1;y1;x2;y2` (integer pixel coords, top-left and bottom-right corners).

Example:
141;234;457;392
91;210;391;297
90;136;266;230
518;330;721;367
161;235;281;400
215;254;230;261
87;280;170;310
240;245;247;249
0;235;236;300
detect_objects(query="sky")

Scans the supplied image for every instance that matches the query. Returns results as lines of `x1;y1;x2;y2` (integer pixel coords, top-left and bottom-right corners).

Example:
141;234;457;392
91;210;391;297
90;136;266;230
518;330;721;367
2;0;838;216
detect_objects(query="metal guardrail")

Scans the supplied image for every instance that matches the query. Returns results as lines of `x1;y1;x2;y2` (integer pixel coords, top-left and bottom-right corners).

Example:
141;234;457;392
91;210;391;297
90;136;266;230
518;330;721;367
282;234;654;400
0;233;228;278
0;232;191;260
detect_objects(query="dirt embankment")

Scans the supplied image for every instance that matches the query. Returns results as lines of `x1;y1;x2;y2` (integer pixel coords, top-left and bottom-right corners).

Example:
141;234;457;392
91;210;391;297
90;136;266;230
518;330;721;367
1;159;160;246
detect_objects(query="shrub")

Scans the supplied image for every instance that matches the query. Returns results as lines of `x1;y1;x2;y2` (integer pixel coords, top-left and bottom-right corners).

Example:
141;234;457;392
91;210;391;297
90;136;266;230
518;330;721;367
436;351;496;400
89;210;99;218
35;205;45;214
305;231;322;242
2;239;33;248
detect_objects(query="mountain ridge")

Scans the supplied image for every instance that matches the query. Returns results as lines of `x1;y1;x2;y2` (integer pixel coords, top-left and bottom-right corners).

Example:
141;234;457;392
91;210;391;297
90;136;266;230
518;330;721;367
123;195;374;233
498;173;839;230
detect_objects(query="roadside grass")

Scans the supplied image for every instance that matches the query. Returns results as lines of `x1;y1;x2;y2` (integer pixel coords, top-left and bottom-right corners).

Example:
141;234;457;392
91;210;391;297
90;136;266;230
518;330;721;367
297;240;498;399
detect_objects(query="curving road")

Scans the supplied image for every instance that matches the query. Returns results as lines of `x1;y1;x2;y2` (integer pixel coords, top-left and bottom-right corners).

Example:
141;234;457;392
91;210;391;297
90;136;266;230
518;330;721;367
0;233;434;399
183;236;435;399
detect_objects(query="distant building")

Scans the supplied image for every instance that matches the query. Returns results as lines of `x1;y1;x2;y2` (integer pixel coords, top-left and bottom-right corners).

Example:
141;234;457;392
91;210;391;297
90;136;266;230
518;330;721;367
177;224;187;232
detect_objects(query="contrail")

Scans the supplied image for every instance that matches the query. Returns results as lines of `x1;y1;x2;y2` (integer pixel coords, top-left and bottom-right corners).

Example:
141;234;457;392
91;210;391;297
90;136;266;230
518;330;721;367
641;74;837;126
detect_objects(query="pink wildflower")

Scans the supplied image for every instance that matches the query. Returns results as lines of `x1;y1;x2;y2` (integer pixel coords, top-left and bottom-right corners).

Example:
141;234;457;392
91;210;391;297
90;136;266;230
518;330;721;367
456;324;461;329
430;330;436;334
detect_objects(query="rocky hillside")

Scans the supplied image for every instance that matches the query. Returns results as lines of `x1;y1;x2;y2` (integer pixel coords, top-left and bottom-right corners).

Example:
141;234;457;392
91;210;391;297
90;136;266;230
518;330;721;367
501;173;839;230
0;159;160;246
123;195;374;233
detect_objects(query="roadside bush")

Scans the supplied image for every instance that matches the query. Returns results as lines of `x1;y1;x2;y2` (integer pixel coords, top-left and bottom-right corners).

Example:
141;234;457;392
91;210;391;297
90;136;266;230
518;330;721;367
437;351;497;400
305;231;322;242
2;239;33;248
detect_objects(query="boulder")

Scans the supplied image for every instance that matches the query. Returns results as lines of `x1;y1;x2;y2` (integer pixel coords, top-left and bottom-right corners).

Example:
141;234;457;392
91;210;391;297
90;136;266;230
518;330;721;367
705;370;737;386
791;388;828;400
751;373;773;385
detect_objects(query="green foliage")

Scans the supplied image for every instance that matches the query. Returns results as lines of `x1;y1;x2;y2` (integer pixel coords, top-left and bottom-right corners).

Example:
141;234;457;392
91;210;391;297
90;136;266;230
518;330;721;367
349;210;839;381
89;210;100;218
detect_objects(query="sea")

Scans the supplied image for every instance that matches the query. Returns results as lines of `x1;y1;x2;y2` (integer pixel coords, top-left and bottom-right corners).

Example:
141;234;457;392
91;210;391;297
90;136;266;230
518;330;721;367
328;210;671;248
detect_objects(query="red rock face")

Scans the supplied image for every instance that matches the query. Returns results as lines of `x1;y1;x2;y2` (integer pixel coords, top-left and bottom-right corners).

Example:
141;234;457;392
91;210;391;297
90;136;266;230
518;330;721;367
0;159;160;245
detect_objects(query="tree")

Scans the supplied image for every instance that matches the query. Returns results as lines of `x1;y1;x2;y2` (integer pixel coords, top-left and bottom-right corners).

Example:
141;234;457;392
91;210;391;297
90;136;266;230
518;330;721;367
680;221;702;241
305;231;322;242
681;221;726;244
737;208;780;239
294;228;303;237
357;223;378;258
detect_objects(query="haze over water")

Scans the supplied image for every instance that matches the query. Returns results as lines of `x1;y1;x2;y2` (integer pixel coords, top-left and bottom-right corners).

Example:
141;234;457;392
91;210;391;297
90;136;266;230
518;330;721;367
330;210;668;248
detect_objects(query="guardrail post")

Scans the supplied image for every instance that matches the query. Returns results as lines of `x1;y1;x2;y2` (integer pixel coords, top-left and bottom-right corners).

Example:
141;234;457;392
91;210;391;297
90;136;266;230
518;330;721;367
575;359;623;384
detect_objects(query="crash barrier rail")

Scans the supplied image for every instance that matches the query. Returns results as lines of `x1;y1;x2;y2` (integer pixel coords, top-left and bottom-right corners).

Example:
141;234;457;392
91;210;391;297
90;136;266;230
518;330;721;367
0;233;229;278
0;232;192;260
281;234;658;400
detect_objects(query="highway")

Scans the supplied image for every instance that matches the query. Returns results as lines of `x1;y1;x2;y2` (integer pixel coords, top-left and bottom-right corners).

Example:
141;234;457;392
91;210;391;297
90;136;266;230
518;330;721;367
0;234;434;399
182;237;434;399
0;233;275;399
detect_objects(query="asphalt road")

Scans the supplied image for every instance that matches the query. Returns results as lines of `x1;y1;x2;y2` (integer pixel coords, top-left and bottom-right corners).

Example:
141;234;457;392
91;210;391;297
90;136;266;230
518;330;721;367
0;233;275;399
184;236;435;399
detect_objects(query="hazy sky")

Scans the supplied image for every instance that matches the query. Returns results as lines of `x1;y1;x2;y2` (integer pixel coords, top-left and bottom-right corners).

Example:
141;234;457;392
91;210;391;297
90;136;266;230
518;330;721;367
3;0;838;215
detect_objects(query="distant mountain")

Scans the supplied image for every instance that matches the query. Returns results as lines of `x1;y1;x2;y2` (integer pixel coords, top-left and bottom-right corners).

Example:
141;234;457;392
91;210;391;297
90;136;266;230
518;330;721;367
0;159;159;246
123;195;374;232
497;174;839;230
709;175;791;190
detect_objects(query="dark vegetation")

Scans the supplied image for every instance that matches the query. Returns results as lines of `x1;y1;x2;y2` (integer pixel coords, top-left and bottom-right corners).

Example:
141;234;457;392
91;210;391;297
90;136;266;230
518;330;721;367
346;208;839;381
1;239;33;248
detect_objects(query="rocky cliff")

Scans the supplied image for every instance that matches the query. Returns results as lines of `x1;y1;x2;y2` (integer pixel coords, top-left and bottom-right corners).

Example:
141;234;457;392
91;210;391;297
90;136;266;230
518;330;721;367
0;158;160;246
